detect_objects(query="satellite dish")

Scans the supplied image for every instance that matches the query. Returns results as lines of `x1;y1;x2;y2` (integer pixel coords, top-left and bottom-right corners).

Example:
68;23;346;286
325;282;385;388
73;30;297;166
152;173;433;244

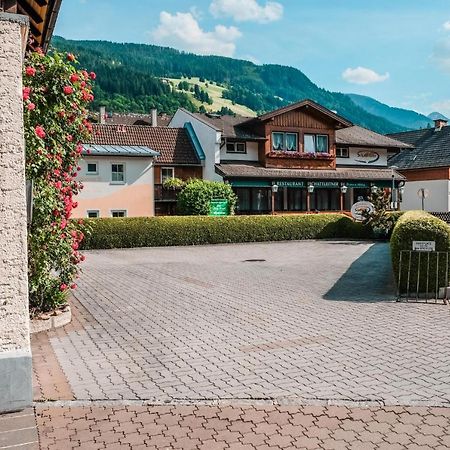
417;188;430;199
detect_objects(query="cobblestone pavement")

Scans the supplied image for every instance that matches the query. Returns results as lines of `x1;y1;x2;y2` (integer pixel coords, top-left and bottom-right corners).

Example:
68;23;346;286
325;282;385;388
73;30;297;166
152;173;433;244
27;241;450;449
35;404;450;450
46;241;450;406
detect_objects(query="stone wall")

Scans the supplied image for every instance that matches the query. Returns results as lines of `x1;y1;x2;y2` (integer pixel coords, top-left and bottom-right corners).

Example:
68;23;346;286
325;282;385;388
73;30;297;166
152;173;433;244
0;13;32;413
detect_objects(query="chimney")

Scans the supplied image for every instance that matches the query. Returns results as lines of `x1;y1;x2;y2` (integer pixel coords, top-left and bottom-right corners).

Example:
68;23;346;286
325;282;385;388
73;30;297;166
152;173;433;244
151;108;158;127
99;106;106;124
434;118;447;131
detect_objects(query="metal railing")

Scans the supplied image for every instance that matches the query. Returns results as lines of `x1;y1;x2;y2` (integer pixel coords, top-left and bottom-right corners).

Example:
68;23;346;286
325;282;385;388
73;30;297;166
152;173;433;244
397;250;450;304
430;212;450;224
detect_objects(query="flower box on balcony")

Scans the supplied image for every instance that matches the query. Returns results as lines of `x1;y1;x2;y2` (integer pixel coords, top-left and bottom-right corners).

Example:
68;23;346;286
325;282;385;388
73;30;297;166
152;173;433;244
268;151;334;160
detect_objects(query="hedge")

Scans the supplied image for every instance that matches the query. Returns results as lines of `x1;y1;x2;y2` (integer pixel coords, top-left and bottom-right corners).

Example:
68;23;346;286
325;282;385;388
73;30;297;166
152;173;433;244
80;214;373;250
390;210;450;295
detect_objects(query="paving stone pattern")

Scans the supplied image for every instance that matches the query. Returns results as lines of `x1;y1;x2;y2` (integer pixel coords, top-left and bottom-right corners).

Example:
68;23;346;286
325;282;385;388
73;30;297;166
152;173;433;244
35;403;450;450
48;241;450;406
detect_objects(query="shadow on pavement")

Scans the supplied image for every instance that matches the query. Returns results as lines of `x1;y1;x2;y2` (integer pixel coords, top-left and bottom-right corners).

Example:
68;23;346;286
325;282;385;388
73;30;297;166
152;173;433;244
323;243;396;302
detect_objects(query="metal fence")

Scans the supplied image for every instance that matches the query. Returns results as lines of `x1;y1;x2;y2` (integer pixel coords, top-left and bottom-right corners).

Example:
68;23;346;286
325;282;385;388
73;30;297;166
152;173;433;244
397;250;450;304
430;212;450;224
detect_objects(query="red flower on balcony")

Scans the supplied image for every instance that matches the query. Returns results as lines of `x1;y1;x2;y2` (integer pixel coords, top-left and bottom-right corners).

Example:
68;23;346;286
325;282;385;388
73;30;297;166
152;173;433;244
268;151;334;160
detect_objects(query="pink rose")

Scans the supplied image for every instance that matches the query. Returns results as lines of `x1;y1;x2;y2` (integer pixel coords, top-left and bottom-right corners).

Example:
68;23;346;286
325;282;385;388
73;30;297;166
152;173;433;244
70;73;79;83
34;126;45;139
25;66;36;77
60;283;68;291
67;53;75;62
27;103;36;111
22;87;31;100
89;72;96;80
63;86;74;95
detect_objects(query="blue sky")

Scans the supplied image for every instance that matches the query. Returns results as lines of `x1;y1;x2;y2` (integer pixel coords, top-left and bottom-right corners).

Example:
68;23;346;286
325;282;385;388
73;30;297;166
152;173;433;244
55;0;450;116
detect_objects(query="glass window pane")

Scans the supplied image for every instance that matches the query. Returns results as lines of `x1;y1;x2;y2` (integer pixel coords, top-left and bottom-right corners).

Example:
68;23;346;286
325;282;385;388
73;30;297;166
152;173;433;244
272;133;284;151
87;163;97;173
226;143;235;153
286;133;297;151
304;134;315;153
316;135;328;153
236;143;246;153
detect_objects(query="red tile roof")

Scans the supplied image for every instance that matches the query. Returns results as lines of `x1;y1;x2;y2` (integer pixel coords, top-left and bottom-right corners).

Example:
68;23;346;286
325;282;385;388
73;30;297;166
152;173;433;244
87;124;201;165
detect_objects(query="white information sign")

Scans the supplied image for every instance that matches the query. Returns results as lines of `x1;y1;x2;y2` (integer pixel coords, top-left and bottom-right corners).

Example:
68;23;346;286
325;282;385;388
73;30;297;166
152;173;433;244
351;201;375;222
412;241;435;252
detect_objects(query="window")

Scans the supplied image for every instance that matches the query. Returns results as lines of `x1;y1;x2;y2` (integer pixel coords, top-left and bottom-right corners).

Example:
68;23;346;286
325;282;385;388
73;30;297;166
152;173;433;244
161;167;175;183
87;210;99;218
272;132;298;152
226;142;247;154
336;147;349;158
111;164;125;183
111;210;127;218
87;162;98;174
304;134;329;153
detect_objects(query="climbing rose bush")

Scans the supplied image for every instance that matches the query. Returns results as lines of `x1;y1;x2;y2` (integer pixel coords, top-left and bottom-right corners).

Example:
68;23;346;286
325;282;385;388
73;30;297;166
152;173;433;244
23;49;94;314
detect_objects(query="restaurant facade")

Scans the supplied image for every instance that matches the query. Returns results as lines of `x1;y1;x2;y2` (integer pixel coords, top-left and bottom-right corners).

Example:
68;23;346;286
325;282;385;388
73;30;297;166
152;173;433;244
170;100;409;214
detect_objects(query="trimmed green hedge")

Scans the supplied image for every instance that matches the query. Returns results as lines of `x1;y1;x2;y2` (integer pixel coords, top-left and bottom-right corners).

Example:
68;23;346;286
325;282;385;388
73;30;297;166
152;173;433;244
80;214;372;250
390;210;450;295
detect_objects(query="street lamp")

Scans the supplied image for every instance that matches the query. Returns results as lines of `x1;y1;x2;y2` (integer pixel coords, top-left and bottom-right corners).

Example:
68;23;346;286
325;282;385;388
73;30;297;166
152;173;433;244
271;183;279;215
391;165;398;210
371;185;378;194
340;184;348;211
307;183;315;194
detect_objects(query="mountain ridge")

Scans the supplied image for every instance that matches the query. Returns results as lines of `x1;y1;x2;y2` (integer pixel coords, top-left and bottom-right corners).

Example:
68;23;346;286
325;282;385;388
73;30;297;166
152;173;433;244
52;36;420;134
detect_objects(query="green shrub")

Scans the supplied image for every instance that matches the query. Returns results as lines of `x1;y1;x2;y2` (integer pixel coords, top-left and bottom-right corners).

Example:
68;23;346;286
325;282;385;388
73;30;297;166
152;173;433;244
390;210;450;295
177;179;238;215
163;177;185;190
80;214;372;250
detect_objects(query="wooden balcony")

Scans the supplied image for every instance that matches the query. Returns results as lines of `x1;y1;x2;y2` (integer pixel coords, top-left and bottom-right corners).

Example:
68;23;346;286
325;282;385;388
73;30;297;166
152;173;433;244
154;184;179;202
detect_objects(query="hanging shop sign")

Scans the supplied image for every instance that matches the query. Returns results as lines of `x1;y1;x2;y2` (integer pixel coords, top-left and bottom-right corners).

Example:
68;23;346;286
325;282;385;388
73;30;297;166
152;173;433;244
354;150;380;164
351;201;375;221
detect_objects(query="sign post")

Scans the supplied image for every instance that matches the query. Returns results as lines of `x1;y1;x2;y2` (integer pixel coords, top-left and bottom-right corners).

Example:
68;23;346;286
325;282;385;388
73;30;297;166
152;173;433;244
412;241;435;252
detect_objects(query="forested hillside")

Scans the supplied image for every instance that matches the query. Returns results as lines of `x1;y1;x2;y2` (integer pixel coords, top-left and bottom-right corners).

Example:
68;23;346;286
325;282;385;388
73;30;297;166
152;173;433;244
52;36;406;133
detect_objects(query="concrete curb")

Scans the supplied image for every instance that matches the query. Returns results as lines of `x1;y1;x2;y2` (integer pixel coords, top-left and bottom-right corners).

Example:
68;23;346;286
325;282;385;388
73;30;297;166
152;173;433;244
30;307;71;334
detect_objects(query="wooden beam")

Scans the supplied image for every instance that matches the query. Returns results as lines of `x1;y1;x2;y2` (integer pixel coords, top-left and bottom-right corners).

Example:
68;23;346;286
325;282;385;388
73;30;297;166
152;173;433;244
34;0;48;6
1;0;18;13
17;0;43;24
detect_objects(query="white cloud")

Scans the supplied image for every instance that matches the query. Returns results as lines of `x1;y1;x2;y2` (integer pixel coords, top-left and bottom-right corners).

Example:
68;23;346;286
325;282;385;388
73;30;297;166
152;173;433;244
210;0;283;23
443;21;450;31
342;66;390;85
432;37;450;72
431;100;450;116
151;11;241;57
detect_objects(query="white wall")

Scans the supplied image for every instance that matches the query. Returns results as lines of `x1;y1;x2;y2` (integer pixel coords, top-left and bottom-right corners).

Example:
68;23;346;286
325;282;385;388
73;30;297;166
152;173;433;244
74;156;155;217
401;179;450;212
170;110;222;181
337;148;388;167
220;140;259;162
0;13;32;413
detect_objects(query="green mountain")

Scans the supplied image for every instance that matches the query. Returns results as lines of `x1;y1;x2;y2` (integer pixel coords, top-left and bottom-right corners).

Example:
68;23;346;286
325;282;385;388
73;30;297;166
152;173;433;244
52;36;406;134
347;93;433;130
428;112;449;121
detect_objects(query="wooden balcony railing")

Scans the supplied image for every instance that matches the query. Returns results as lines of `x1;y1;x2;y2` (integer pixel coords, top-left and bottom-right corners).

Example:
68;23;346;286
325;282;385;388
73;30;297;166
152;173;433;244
154;184;179;202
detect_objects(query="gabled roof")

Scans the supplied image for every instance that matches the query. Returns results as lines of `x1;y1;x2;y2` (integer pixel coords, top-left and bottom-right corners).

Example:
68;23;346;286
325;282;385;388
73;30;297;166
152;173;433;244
177;109;263;140
336;125;412;149
252;99;353;127
86;124;201;165
388;126;450;170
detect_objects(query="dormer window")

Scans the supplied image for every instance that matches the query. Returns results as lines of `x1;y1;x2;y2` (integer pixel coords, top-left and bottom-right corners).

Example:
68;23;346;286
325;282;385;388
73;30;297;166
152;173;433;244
304;134;329;153
272;132;298;152
226;142;246;154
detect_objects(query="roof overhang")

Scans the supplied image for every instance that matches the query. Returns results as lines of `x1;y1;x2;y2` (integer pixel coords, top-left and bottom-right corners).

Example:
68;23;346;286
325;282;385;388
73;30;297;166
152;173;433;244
1;0;62;51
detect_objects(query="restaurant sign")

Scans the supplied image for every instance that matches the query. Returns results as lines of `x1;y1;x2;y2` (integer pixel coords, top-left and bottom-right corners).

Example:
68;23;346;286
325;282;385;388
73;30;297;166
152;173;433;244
351;201;375;221
312;181;339;189
346;182;370;189
276;181;306;187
